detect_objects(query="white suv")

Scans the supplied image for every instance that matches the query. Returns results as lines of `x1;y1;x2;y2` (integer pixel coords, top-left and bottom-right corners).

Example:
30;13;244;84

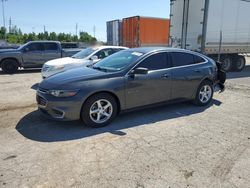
41;46;128;78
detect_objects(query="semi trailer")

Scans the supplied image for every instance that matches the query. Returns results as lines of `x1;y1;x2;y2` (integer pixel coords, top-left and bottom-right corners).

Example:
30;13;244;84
169;0;250;72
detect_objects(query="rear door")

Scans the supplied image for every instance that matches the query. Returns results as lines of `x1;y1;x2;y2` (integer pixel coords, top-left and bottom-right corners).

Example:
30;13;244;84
125;52;172;108
43;42;61;63
22;43;44;68
170;52;206;100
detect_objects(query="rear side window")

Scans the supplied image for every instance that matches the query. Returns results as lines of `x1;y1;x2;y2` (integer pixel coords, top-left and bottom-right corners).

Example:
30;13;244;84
44;43;58;51
112;48;124;53
193;54;205;63
170;52;194;67
137;52;169;70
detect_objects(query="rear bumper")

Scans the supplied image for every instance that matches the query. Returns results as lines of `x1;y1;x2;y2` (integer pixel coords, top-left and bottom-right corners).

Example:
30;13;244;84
214;82;225;93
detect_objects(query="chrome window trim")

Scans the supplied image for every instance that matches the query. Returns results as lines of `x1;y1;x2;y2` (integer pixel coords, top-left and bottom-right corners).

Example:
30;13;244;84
125;50;208;76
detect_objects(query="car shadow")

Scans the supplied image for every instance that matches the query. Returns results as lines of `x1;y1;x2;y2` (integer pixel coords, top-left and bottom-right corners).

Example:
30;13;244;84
15;99;222;143
0;68;41;75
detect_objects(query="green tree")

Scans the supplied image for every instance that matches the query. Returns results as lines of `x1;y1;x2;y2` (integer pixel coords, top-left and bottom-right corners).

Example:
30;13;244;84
0;27;7;39
49;32;57;41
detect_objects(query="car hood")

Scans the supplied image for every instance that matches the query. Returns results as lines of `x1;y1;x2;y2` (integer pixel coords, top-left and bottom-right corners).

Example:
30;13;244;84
40;67;107;89
0;49;19;53
45;57;89;66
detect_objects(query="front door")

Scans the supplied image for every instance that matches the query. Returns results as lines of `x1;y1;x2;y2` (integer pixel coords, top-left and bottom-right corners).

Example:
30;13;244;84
125;52;172;109
22;43;44;68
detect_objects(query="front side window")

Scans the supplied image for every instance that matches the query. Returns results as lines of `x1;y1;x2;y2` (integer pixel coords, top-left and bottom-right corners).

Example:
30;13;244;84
25;43;44;52
136;52;169;70
95;49;113;59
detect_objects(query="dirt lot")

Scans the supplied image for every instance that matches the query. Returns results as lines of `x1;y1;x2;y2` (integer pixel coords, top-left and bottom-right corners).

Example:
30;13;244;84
0;60;250;188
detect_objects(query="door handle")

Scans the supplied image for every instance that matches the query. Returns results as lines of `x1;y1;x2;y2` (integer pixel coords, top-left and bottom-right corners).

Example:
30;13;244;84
161;73;170;78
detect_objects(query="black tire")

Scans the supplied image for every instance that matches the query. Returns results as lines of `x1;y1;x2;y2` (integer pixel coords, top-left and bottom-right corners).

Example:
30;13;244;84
232;55;245;72
221;56;232;72
1;59;19;74
81;93;118;128
193;80;214;106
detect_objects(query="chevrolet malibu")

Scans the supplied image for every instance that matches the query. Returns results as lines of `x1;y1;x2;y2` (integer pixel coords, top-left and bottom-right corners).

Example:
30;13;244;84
37;47;226;127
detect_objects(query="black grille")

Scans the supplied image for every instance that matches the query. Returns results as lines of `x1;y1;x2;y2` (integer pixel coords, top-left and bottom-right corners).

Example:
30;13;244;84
37;95;47;107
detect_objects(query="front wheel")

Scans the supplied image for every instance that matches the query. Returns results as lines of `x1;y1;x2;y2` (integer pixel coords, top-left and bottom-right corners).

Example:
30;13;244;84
1;59;19;74
81;93;118;128
193;80;214;106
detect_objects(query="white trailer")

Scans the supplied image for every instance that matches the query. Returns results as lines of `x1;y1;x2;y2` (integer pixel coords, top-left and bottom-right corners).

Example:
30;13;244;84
169;0;250;71
106;20;122;46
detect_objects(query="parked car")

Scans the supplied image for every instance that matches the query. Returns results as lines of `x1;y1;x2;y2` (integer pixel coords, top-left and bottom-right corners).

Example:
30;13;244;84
37;47;226;128
41;46;128;78
0;41;81;74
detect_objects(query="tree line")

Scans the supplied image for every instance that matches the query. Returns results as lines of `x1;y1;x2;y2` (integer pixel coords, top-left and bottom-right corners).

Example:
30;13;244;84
0;26;97;44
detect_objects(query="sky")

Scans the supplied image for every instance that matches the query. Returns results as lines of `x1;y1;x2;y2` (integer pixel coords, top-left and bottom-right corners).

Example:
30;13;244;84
1;0;170;41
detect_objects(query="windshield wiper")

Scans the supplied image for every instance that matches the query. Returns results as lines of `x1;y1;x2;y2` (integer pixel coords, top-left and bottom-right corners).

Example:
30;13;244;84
92;66;108;72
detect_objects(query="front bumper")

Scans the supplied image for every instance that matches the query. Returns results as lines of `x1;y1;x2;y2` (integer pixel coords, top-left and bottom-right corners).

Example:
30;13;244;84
36;91;83;121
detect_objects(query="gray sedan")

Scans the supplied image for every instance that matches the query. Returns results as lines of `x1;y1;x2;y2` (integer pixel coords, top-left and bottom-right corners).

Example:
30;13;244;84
37;47;226;127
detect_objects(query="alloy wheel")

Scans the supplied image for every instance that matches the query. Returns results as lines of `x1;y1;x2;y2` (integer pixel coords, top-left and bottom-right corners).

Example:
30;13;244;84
199;85;212;104
89;99;113;124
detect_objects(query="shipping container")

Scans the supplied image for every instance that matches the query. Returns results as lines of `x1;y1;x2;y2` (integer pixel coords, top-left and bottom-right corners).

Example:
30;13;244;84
122;16;170;48
106;20;122;46
169;0;250;71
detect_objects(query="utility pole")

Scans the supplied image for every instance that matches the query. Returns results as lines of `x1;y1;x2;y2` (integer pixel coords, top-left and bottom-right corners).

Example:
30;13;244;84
75;23;78;37
1;0;6;29
8;16;11;33
93;25;96;38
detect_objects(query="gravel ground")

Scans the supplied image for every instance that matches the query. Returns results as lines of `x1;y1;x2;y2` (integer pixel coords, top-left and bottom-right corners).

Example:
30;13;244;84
0;60;250;188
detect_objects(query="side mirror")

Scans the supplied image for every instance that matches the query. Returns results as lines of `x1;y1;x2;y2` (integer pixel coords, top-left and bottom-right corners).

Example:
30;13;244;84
131;67;148;75
90;55;98;61
23;47;29;52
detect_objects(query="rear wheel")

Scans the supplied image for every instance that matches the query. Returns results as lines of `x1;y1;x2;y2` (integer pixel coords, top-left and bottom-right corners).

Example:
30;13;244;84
232;55;245;72
1;59;19;74
221;56;232;72
193;80;214;106
81;93;118;128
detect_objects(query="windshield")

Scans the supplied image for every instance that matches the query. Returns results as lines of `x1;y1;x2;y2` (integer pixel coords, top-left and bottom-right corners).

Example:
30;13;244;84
72;47;96;59
93;50;144;72
18;43;27;50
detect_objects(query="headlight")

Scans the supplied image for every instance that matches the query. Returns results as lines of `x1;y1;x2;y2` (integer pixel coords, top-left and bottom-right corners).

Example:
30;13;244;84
48;90;79;97
48;65;64;72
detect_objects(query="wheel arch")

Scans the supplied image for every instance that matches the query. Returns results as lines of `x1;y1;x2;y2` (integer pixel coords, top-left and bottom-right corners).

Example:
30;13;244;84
192;77;214;99
0;57;21;67
80;90;122;118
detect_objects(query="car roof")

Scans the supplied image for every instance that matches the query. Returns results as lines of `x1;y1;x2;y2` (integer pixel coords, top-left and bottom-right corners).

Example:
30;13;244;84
130;47;198;54
93;46;128;50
